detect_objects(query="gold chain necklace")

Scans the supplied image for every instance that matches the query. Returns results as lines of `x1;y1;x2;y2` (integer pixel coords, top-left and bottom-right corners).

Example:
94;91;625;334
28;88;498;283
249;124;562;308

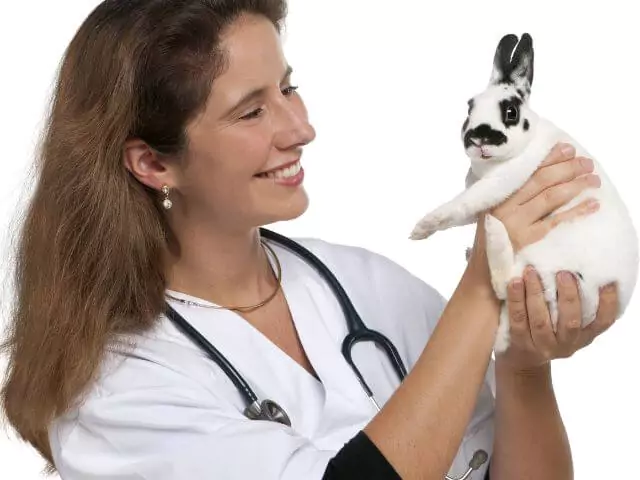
165;240;282;313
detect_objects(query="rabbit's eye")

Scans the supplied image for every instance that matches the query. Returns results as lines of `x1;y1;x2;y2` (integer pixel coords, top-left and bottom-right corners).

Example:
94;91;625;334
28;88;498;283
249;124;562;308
500;97;522;126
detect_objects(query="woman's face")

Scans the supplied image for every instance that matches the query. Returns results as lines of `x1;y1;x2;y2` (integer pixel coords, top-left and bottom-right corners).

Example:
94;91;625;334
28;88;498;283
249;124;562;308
174;13;316;233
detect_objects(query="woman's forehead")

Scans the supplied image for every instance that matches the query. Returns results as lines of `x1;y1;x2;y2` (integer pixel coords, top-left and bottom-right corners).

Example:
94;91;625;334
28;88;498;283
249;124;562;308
209;16;288;110
220;17;286;84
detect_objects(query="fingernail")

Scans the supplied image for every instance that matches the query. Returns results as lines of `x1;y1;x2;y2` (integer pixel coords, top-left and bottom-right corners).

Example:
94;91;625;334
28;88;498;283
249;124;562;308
525;265;537;279
561;144;575;158
511;278;523;290
580;157;594;171
586;199;600;212
601;282;616;292
587;174;601;187
559;271;574;285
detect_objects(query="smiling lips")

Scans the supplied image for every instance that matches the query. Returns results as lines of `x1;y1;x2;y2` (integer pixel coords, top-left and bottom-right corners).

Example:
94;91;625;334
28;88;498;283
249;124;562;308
255;159;304;186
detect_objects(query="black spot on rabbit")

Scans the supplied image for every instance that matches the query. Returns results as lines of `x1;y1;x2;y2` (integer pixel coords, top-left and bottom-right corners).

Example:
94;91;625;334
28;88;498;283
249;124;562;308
464;123;508;148
500;96;522;127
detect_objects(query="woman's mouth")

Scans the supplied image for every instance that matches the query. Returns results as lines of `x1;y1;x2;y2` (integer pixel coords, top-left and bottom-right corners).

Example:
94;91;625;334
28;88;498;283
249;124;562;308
255;160;304;186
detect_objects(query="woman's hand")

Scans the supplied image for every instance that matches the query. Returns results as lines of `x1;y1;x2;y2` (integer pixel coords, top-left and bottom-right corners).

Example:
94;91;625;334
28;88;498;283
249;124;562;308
465;142;601;290
490;142;601;253
497;269;619;372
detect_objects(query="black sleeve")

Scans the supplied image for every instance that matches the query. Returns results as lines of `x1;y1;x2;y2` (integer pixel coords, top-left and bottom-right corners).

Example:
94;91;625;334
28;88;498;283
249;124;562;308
322;430;401;479
484;462;491;479
322;431;493;479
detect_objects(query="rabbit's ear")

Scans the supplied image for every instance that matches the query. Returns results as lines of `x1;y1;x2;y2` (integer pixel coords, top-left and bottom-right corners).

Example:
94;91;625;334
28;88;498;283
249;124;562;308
490;34;519;84
508;33;534;89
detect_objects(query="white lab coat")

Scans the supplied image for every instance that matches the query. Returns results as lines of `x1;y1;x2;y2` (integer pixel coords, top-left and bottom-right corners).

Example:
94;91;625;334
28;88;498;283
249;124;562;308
49;237;495;479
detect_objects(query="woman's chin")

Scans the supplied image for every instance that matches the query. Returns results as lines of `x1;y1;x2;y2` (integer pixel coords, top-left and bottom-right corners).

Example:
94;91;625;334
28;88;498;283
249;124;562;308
259;190;310;226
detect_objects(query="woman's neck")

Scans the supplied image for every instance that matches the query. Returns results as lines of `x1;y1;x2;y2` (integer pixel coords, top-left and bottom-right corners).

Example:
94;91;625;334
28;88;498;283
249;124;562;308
164;224;277;308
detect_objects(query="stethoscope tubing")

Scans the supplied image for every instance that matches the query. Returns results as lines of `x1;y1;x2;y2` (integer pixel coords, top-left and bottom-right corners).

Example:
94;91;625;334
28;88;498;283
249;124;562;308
164;303;259;405
258;228;365;332
259;228;409;391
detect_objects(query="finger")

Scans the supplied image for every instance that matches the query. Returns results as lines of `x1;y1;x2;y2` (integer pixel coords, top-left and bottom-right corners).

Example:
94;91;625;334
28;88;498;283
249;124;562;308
522;172;601;224
506;276;536;351
579;283;619;347
540;142;577;167
524;267;558;358
513;153;592;206
535;197;601;237
555;271;582;353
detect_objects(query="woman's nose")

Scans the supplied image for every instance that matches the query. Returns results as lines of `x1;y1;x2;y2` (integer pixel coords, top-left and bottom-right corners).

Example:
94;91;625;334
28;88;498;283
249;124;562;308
273;101;316;149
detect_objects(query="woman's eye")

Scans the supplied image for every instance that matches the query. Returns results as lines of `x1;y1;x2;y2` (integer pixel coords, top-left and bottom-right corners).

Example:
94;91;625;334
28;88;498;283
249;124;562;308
239;86;298;120
240;108;263;120
282;85;299;96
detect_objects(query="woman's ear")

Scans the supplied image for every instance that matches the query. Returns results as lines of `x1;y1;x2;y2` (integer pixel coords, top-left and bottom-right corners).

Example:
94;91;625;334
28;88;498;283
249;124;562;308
123;138;175;191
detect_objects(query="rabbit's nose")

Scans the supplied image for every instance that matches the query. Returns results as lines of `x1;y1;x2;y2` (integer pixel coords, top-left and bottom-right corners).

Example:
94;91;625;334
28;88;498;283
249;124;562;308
463;130;484;148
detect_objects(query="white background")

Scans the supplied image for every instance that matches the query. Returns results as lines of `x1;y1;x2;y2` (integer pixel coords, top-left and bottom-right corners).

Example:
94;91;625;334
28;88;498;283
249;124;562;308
1;1;638;479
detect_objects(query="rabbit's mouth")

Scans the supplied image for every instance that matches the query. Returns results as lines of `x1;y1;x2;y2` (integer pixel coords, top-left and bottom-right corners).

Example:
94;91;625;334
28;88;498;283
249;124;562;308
480;147;493;159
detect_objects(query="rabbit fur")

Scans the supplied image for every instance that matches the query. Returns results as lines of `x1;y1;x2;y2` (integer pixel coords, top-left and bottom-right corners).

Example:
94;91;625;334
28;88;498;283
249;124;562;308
409;33;638;353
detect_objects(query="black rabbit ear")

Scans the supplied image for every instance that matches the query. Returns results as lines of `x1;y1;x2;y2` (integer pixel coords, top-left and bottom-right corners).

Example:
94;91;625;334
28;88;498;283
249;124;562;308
490;34;519;84
509;33;534;88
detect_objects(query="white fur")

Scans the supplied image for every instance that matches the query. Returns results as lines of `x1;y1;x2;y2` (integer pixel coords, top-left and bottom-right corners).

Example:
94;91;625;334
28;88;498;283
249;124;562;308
409;34;639;353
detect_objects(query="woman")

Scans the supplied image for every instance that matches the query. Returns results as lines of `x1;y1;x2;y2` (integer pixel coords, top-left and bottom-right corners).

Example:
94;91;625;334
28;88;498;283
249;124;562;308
0;0;618;479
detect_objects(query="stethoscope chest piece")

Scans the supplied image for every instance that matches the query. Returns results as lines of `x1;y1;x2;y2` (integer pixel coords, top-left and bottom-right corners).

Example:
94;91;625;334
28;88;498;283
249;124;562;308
244;399;291;427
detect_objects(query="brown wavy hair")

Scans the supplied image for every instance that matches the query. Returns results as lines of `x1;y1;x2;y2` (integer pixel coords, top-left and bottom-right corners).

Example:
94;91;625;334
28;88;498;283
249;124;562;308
0;0;288;473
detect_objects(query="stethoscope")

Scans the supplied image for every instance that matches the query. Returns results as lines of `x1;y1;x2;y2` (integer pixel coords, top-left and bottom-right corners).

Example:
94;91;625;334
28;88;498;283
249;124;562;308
163;227;489;480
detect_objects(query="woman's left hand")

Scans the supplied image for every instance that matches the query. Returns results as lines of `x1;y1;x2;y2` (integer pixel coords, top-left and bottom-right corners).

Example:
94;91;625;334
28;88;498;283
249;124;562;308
496;267;619;372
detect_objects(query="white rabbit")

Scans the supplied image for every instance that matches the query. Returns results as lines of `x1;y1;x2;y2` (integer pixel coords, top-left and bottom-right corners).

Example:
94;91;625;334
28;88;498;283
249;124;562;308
409;33;639;353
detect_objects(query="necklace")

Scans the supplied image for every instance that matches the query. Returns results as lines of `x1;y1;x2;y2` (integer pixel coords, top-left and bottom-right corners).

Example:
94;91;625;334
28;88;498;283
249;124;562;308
165;239;282;313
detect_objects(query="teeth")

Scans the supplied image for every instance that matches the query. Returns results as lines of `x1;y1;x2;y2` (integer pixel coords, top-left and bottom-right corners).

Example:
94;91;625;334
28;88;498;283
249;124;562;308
261;161;301;179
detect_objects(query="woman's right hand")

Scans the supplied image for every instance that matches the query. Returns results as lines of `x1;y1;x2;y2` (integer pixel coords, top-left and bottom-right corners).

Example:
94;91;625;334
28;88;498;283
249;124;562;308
465;142;601;288
490;142;601;252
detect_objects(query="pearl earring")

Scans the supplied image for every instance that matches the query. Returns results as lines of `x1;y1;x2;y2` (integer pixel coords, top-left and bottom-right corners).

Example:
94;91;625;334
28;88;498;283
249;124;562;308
161;185;172;210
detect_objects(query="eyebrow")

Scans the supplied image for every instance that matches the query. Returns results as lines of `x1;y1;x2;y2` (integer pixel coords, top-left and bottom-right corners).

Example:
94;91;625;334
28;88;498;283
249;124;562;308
222;65;293;118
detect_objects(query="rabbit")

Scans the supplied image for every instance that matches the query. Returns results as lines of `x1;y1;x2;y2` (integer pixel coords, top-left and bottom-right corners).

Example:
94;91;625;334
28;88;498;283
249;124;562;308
408;32;639;353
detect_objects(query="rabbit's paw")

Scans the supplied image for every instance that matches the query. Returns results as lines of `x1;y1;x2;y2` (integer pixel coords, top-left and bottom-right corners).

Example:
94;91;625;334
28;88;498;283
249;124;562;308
409;212;453;240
